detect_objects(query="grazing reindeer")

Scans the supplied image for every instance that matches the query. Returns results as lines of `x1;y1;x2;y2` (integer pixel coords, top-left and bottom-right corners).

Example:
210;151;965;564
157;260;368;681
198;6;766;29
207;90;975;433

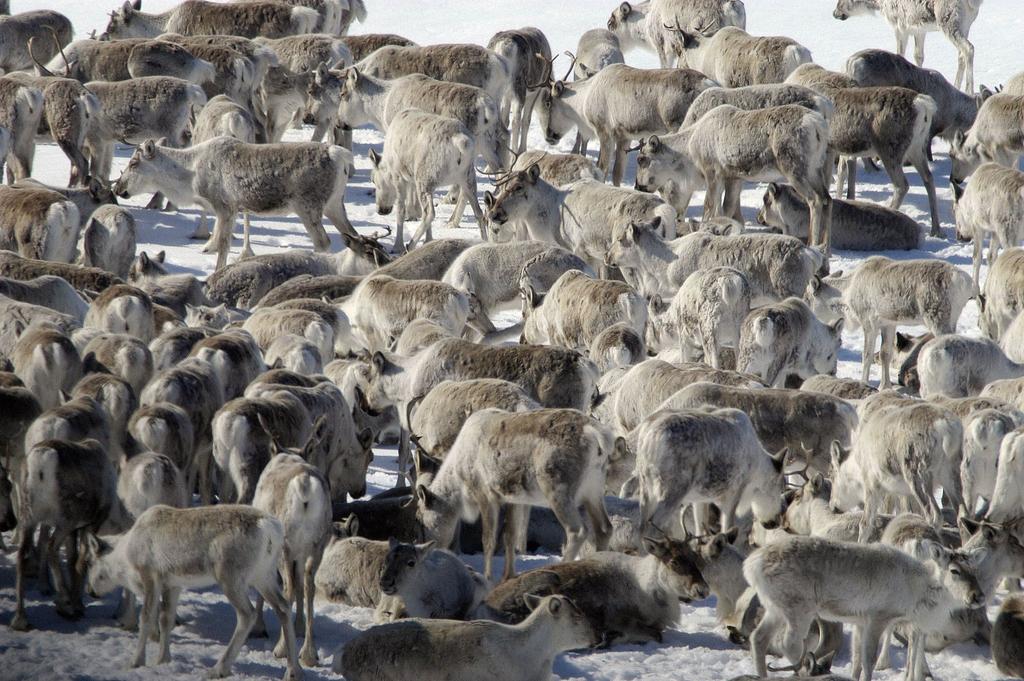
668;26;812;88
805;257;972;388
252;452;332;666
645;267;751;366
486;27;551;154
353;43;512;113
367;110;486;251
846;48;993;147
979;248;1024;341
520;269;647;353
484;170;676;278
833;0;984;93
606;0;746;68
685;104;833;253
0;76;44;183
737;297;842;388
0;185;80;263
950;93;1024;181
113;137;356;270
829;87;941;237
664;382;857;475
745;535;984;681
102;0;319;40
606;223;823;305
327;68;507;170
634;407;787;536
416;407;617;580
951;162;1024;294
83;505;302;679
12;439;117;631
917;335;1024;399
44;37;216;84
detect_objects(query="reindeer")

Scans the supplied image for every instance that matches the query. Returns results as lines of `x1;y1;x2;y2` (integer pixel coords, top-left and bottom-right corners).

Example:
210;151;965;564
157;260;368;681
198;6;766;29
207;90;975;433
113;137;356;269
101;0;319;40
533;61;714;186
606;0;746;68
0;10;73;73
833;0;984;93
667;26;812;88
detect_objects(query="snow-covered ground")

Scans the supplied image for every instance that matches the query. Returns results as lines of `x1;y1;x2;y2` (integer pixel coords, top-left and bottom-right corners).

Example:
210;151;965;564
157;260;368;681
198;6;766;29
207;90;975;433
0;1;1021;679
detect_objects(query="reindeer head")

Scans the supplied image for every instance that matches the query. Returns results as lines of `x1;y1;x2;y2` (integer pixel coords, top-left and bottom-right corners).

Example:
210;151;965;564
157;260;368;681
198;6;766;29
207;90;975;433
804;272;848;327
83;533;123;598
114;139;180;202
605;217;662;271
642;533;710;602
103;0;146;40
413;483;460;550
304;63;342;126
833;0;880;21
526;594;599;649
367;147;396;216
828;441;861;512
949;130;986;184
128;249;166;283
333;67;370;130
483;164;541;238
379;538;435;596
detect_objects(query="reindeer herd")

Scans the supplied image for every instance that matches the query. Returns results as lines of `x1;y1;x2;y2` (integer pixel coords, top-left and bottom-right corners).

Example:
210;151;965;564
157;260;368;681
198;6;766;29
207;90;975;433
0;0;1023;680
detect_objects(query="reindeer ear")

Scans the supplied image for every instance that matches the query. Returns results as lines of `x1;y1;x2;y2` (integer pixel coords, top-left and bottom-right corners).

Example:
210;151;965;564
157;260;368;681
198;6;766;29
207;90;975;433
642;535;669;558
648;134;661;152
770;448;787;473
415;540;435;555
523;593;544;611
131;0;141;9
483;190;495;208
830;318;844;336
552;81;564;97
368;147;381;168
619;1;631;15
141;140;156;159
830;440;849;466
370;350;387;374
154;250;165;263
357;427;374;451
415;483;436;509
810;472;825;494
767;182;779;197
347;67;359;89
526;164;540;185
139;251;150;267
339;514;359;536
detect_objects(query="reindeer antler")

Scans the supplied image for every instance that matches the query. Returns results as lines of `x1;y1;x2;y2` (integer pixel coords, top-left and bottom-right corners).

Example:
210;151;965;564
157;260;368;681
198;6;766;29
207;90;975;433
560;50;578;82
527;52;556;89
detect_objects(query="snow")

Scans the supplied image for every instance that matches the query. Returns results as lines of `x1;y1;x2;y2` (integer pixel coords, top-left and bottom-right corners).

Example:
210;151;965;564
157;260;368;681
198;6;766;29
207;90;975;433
0;1;1021;679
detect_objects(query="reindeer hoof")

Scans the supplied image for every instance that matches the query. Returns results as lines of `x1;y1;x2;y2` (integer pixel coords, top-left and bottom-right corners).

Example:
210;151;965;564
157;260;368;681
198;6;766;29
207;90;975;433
299;648;319;667
9;612;31;631
206;665;229;678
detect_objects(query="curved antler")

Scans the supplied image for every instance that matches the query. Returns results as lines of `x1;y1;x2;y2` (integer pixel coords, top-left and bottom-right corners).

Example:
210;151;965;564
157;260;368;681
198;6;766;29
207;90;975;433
527;52;555;89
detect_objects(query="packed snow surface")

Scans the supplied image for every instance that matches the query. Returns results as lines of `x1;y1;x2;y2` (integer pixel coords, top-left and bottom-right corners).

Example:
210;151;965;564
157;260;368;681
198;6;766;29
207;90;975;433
0;0;1022;679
